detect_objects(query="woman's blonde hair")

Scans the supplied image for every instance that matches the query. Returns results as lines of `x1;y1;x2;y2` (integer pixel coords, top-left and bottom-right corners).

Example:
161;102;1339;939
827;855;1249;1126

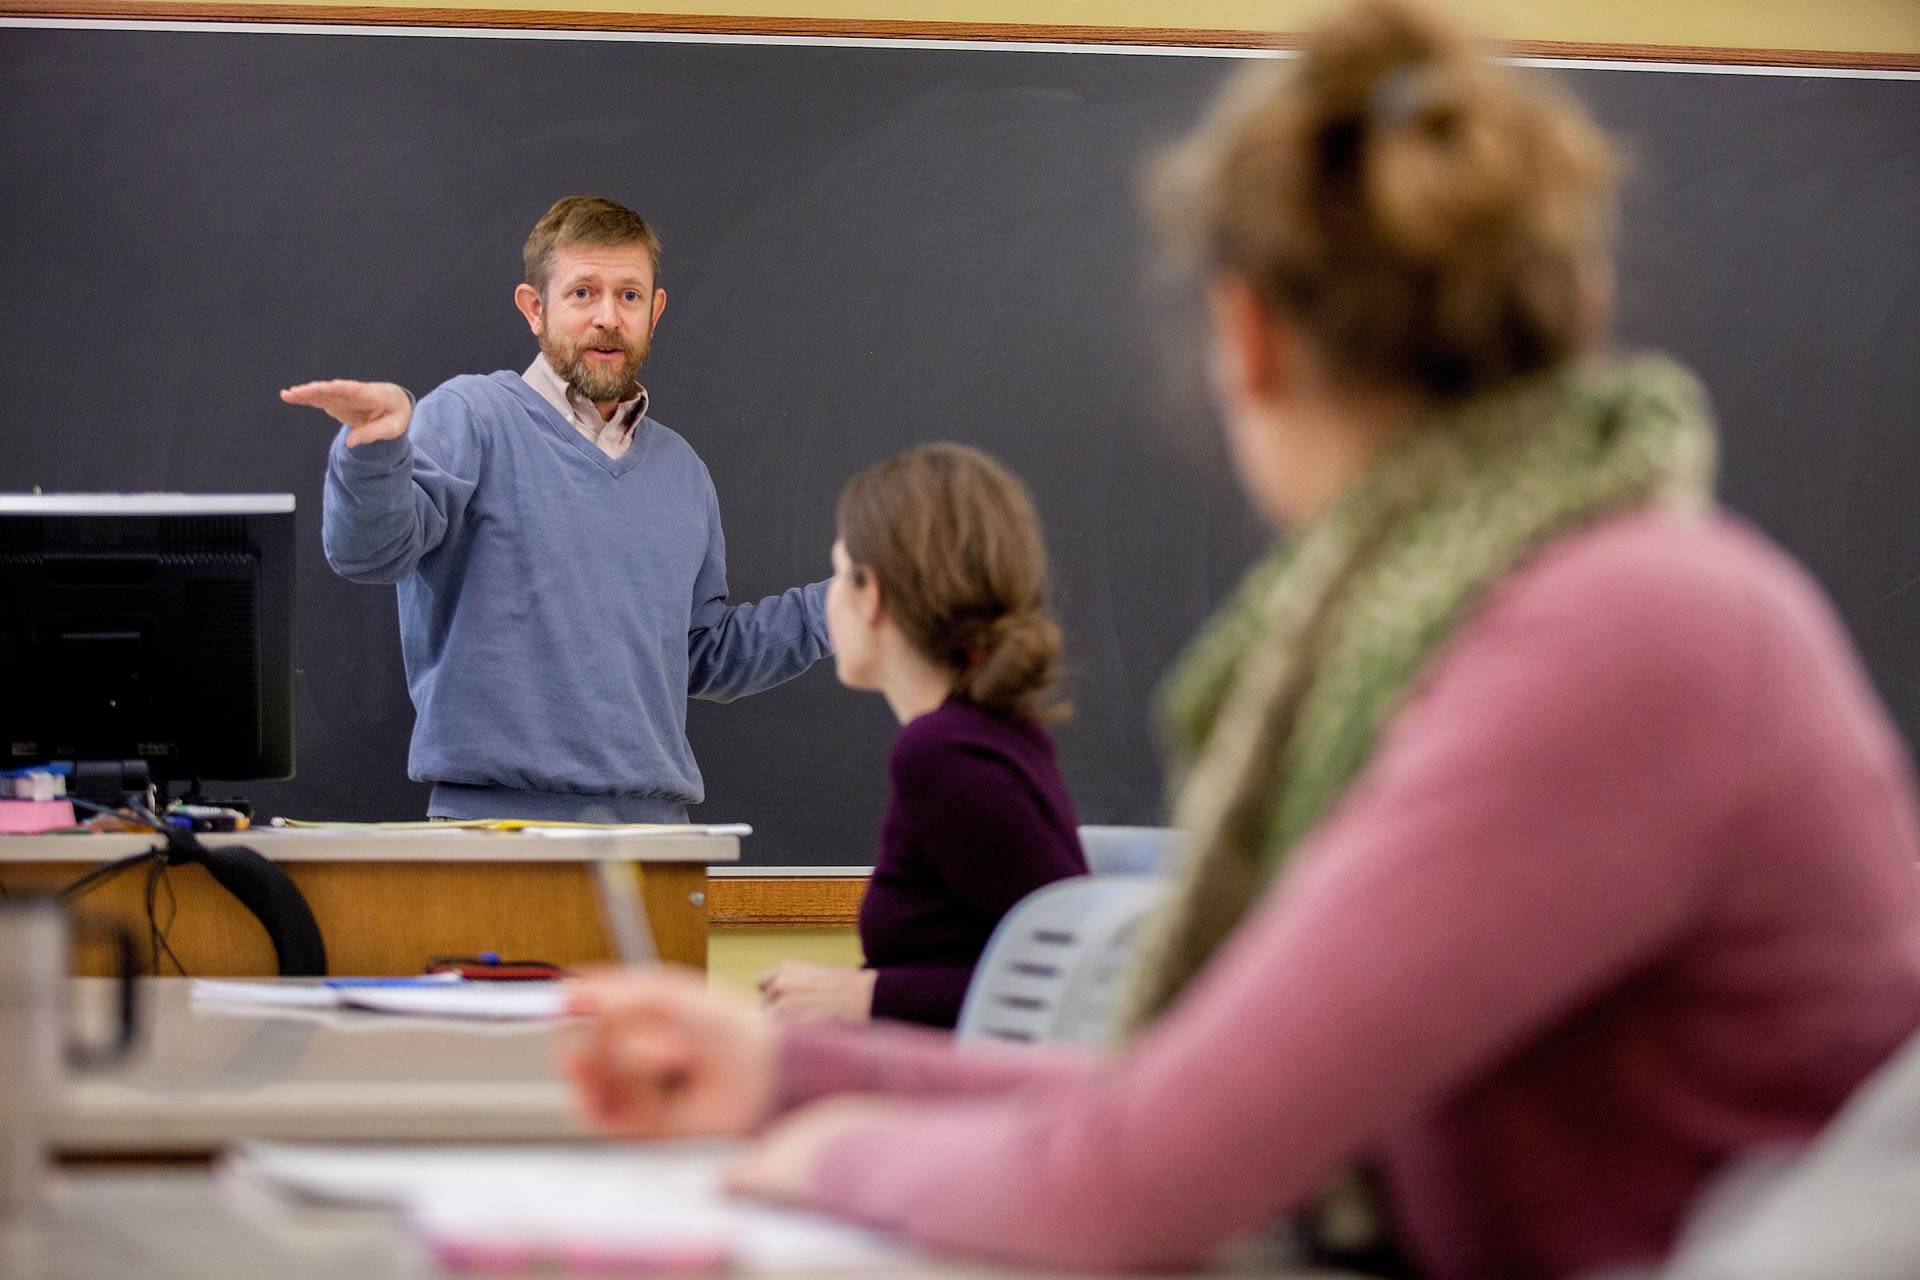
1155;0;1620;399
836;444;1065;722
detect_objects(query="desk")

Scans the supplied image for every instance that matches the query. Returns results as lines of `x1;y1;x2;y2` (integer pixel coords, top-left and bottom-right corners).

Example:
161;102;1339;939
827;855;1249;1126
55;979;576;1156
0;826;740;974
44;983;1354;1279
7;1172;1351;1280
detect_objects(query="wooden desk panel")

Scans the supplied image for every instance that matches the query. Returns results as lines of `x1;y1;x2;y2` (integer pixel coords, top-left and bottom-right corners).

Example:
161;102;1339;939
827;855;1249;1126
2;859;707;974
0;829;736;974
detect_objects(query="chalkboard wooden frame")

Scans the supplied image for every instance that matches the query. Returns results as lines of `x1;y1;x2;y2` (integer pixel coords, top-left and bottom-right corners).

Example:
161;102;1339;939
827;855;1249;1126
3;0;1917;71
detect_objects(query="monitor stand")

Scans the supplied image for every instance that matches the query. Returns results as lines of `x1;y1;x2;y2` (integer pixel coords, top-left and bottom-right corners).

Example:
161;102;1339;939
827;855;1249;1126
68;759;154;812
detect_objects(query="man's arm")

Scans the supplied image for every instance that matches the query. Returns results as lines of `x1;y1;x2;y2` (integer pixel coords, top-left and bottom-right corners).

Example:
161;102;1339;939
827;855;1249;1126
686;474;831;702
284;380;482;585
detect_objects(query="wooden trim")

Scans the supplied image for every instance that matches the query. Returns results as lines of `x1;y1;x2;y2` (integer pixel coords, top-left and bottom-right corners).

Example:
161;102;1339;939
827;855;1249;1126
707;874;865;929
1;2;1277;39
2;3;1916;73
1499;38;1920;72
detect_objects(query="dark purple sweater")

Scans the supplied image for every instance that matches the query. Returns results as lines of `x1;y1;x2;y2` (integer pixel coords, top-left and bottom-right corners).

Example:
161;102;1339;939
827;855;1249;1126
860;699;1089;1028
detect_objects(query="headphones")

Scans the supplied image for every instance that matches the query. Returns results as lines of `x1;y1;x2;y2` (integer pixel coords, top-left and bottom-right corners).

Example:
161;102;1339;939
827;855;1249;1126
164;832;329;977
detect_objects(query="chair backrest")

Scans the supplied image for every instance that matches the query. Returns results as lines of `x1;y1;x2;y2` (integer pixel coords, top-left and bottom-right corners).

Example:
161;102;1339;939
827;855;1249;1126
1076;825;1184;877
956;874;1166;1048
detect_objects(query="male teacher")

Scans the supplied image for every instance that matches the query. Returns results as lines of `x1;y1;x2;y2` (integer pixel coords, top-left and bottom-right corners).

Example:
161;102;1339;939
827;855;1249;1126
283;196;830;821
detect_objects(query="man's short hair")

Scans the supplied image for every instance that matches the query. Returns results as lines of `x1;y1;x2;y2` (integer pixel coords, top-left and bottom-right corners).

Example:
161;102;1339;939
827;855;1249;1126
523;196;663;297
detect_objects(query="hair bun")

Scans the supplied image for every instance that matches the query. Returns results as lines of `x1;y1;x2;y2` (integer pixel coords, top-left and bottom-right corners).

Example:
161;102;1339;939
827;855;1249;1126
1151;0;1620;399
953;611;1064;720
1363;61;1531;265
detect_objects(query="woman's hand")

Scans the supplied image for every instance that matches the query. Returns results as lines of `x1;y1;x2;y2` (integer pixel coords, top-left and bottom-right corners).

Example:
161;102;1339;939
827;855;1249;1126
723;1097;898;1205
757;961;878;1023
561;967;778;1138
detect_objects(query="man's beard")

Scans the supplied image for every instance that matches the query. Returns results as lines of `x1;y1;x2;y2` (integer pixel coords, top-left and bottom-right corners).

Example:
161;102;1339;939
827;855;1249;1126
545;326;650;404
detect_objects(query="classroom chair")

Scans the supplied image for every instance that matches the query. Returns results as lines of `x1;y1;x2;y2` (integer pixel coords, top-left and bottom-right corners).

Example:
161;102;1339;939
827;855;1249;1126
955;874;1166;1048
1076;825;1185;877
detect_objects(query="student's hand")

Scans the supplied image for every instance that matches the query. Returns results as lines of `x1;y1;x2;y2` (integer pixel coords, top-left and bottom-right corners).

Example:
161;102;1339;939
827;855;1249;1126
722;1096;897;1206
561;967;778;1139
280;379;413;447
756;961;877;1024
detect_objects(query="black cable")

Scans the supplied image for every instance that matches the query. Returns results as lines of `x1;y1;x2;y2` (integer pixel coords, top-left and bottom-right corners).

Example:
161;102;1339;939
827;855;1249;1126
55;793;325;976
125;797;201;976
56;798;168;900
51;844;168;976
143;856;187;977
58;848;164;901
55;797;171;974
143;860;160;973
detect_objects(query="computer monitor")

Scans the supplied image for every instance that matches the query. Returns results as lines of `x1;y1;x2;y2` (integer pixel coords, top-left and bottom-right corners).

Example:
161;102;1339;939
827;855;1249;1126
0;494;296;793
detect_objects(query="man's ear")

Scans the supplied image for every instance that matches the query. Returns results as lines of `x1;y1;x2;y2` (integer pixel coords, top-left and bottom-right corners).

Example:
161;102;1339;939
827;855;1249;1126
513;282;545;337
650;286;667;335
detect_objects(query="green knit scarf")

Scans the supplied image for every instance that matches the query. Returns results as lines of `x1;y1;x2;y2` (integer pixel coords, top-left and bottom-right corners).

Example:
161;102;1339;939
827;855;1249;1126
1123;354;1718;1031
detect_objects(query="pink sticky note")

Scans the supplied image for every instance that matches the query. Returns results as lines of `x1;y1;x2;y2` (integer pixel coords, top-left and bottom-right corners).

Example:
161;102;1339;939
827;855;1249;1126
0;799;78;833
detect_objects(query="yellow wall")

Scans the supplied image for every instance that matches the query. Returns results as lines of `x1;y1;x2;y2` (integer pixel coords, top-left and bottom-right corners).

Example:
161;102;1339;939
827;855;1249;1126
709;929;864;997
158;0;1920;57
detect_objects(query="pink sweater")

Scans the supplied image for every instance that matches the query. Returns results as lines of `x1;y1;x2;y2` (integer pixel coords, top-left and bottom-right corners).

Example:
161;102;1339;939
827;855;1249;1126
774;513;1920;1279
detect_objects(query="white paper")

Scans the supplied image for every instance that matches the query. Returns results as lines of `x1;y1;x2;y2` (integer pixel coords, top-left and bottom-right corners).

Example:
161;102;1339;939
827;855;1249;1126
333;984;565;1020
225;1142;904;1272
191;980;342;1009
515;823;752;838
189;975;463;1011
189;977;557;1022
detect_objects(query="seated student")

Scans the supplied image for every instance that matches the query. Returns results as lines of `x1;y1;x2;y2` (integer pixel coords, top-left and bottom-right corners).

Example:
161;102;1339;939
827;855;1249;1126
755;443;1088;1029
562;3;1920;1276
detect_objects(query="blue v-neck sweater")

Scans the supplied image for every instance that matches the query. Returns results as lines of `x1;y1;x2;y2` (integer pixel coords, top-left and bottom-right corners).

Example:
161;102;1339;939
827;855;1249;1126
321;371;829;821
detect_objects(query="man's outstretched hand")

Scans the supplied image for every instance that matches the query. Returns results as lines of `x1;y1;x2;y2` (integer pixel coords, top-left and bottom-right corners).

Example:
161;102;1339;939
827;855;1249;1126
281;380;413;447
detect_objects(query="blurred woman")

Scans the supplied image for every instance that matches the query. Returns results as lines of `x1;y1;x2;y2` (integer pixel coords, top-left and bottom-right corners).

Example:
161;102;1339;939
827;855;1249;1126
565;4;1920;1276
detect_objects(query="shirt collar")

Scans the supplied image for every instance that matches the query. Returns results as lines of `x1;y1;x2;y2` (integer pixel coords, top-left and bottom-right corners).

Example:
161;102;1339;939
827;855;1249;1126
523;352;649;431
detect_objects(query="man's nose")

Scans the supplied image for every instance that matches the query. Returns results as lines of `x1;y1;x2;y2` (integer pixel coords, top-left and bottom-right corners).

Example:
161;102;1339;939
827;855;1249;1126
592;294;621;330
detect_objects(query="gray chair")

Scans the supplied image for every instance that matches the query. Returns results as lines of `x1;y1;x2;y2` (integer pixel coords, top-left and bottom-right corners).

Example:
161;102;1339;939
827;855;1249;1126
1076;825;1184;877
955;874;1166;1048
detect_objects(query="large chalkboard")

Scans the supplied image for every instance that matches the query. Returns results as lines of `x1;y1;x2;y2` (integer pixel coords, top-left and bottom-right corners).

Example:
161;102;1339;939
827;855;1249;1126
2;26;1916;864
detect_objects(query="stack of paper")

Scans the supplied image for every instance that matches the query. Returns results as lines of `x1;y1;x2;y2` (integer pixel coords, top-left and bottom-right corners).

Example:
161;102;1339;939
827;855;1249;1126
334;985;565;1020
191;977;565;1021
270;818;751;836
